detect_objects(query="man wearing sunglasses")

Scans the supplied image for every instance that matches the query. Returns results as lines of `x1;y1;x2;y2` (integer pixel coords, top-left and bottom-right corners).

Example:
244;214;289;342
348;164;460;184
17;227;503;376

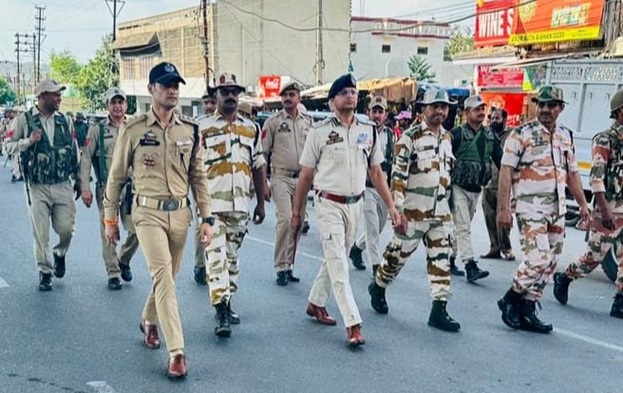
262;81;313;286
497;85;589;334
198;72;267;338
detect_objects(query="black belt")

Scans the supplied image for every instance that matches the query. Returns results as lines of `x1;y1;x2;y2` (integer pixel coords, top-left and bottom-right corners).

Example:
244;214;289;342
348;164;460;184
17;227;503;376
317;190;364;204
135;195;189;211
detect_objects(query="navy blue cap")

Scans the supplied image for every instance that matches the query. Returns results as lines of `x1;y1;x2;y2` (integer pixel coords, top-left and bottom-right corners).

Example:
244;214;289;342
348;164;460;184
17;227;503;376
149;62;186;85
328;73;357;99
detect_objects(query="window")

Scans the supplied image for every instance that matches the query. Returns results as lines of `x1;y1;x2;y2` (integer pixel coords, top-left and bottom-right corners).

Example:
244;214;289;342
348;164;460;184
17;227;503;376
122;58;135;80
417;46;429;55
139;57;154;79
350;43;357;53
382;44;391;53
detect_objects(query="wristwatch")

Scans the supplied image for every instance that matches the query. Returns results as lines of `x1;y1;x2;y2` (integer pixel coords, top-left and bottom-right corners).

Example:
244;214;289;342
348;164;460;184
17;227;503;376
201;216;216;226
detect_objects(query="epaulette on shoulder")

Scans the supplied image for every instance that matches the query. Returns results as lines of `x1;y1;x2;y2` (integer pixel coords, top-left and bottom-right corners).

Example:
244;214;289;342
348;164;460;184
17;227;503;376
179;114;198;126
403;124;422;137
124;113;148;129
313;116;333;129
359;118;376;128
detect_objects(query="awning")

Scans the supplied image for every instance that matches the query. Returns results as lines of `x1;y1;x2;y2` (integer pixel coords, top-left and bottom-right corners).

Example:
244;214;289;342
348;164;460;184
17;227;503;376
112;32;158;50
491;55;564;71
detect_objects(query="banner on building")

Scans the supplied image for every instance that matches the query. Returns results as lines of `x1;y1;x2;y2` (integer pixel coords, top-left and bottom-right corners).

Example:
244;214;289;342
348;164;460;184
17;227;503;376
258;75;282;98
477;65;524;89
510;0;605;45
481;92;527;126
475;0;516;47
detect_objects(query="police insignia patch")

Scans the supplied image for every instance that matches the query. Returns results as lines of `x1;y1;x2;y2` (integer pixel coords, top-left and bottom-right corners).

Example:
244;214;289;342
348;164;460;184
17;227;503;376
278;122;291;133
327;130;343;145
139;131;160;146
164;63;175;73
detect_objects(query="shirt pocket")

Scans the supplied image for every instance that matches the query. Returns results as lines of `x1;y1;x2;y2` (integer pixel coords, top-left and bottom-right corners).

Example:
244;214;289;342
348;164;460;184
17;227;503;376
529;141;553;166
409;148;437;174
174;139;194;170
238;135;255;165
205;134;228;164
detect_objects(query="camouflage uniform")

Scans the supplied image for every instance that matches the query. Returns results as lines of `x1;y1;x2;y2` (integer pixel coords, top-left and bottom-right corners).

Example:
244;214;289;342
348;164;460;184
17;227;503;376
199;112;266;305
376;121;454;300
563;122;623;290
502;119;579;300
80;117;139;279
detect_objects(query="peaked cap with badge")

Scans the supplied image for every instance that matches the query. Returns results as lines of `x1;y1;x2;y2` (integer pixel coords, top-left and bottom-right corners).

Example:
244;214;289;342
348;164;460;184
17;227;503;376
368;95;388;110
106;87;127;103
149;62;186;85
464;95;486;110
328;74;357;99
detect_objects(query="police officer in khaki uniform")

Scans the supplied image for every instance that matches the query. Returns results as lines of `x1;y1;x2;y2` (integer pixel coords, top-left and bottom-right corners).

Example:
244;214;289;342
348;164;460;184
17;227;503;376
262;81;312;286
5;80;80;291
104;62;213;379
80;87;139;290
292;74;400;346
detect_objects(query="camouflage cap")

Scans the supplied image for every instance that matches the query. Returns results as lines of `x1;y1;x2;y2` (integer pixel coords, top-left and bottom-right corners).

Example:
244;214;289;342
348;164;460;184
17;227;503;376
215;72;245;92
418;88;456;106
610;89;623;118
368;95;388;110
531;85;567;104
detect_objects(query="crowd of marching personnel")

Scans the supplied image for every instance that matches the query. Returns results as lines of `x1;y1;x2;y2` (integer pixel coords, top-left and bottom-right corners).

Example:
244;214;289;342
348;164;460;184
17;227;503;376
2;61;623;379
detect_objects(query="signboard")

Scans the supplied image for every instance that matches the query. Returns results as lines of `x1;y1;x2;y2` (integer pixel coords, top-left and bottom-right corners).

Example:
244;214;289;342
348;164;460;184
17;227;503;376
475;0;516;47
481;92;527;126
477;65;524;89
510;0;605;45
258;75;281;98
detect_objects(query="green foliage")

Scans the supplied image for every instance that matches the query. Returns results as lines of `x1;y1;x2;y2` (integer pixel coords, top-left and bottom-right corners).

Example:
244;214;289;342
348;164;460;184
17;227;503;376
0;76;17;105
74;36;119;112
444;26;474;61
49;50;82;84
408;55;437;83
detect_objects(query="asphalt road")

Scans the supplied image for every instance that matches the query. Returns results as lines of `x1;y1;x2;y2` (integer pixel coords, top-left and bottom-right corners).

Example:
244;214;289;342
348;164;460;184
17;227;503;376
0;172;621;393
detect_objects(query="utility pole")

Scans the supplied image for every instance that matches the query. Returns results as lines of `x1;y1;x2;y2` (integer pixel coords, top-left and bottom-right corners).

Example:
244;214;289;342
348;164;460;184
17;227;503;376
105;0;126;42
315;0;324;85
34;5;46;84
200;0;213;88
15;33;35;104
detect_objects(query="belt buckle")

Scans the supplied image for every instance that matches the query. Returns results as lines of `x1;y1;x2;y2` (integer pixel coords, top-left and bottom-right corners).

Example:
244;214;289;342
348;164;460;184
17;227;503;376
345;195;357;204
163;200;180;211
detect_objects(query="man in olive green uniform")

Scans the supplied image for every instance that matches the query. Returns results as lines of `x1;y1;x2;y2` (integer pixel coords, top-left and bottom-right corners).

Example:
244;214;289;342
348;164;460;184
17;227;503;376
74;112;89;148
262;81;312;286
80;87;139;290
104;62;213;379
5;80;80;291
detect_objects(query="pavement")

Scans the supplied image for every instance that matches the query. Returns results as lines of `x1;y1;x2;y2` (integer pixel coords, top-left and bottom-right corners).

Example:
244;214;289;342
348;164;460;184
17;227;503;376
0;175;621;393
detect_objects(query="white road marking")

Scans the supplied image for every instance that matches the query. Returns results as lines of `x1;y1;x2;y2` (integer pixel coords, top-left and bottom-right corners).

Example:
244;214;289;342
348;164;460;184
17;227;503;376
86;381;117;393
247;234;623;354
0;276;9;288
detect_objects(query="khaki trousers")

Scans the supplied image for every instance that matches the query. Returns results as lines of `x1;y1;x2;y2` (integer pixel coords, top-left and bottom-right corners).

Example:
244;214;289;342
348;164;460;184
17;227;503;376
451;185;480;262
133;205;192;353
194;215;206;268
12;154;22;178
355;187;389;267
308;196;362;328
206;212;249;305
482;187;512;253
96;184;139;278
28;182;76;273
272;175;307;272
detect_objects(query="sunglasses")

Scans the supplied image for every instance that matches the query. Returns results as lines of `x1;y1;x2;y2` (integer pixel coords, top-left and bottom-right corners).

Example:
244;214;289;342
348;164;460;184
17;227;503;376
220;88;241;97
537;101;560;109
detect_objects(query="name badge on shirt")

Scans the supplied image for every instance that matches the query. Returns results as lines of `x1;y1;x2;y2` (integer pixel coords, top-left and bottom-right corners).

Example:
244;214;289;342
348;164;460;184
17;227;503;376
139;131;160;146
356;132;372;150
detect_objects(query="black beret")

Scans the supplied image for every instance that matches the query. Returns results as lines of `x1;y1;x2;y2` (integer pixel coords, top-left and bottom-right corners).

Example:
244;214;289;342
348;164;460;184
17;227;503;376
328;73;357;99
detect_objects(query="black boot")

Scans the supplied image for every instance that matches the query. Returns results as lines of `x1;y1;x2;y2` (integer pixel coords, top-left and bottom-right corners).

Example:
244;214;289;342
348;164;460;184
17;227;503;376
372;264;379;278
214;301;232;337
553;272;572;305
449;256;464;276
520;299;553;333
53;254;66;278
497;288;522;329
349;244;365;270
119;263;133;282
286;269;300;283
368;281;388;314
610;293;623;319
428;300;460;332
107;277;122;290
302;220;310;234
38;272;52;291
194;265;207;285
276;271;288;286
465;260;489;283
228;299;240;324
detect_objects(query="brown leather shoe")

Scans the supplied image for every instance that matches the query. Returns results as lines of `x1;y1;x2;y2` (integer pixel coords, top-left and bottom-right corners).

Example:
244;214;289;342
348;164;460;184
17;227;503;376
140;321;160;349
306;303;337;326
346;324;365;347
167;354;188;379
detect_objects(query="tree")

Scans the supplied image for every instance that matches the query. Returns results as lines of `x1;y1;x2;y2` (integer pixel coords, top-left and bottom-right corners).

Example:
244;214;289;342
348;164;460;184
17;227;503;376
444;26;475;61
49;50;82;84
408;55;437;83
0;76;17;105
74;36;119;111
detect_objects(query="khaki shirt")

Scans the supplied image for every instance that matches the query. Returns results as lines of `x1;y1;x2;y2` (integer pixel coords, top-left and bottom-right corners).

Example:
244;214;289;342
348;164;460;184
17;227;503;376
199;112;266;213
103;109;211;219
262;109;312;172
6;106;76;155
299;115;383;196
80;116;125;191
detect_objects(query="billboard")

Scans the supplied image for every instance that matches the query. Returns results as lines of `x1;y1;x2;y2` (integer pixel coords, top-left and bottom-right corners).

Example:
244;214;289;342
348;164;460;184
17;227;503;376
475;0;516;47
258;75;282;99
481;92;528;126
510;0;606;45
477;65;524;89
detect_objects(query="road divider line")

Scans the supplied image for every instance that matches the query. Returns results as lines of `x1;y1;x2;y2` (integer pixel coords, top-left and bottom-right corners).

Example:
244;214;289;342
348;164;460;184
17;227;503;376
247;235;323;262
87;381;117;393
556;327;623;353
0;276;9;288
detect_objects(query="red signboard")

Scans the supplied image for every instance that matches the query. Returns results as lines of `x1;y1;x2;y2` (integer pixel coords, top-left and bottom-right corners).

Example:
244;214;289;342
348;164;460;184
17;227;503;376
477;65;524;89
475;0;516;47
481;92;527;126
258;75;281;98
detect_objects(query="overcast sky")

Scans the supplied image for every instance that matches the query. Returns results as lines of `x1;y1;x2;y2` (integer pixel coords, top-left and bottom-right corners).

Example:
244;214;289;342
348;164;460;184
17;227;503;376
0;0;470;63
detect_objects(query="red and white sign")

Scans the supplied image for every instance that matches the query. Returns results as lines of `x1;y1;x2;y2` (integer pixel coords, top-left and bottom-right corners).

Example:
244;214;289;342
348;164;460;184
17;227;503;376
477;65;523;89
474;0;515;47
481;92;527;127
258;75;282;98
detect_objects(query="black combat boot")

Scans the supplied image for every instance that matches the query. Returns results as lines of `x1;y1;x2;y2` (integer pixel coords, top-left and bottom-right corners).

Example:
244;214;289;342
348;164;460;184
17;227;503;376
465;260;489;283
371;264;379;279
53;254;66;278
449;256;464;276
497;288;522;329
228;299;240;325
428;300;460;332
368;281;388;314
276;271;288;286
610;294;623;319
553;272;572;305
119;263;133;282
286;269;300;283
349;244;365;270
214;301;232;337
520;299;553;333
38;272;52;291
